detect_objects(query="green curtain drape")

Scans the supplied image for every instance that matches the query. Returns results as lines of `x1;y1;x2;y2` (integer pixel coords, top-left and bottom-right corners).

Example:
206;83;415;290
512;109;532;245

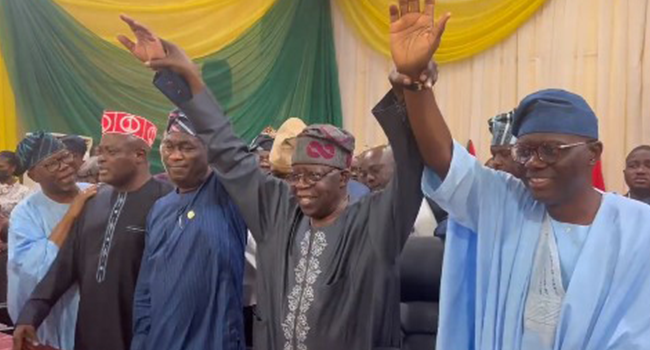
0;0;342;172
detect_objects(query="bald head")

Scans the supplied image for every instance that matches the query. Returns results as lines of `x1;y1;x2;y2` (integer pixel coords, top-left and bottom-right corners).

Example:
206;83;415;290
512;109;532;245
361;145;395;192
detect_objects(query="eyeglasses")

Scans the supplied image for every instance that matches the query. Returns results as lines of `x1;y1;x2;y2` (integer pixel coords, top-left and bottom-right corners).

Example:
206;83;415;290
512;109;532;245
287;168;339;187
511;141;594;165
40;151;74;173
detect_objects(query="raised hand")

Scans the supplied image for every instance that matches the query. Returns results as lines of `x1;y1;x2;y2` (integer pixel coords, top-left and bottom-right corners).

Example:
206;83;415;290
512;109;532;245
117;15;204;94
389;0;450;78
117;15;166;63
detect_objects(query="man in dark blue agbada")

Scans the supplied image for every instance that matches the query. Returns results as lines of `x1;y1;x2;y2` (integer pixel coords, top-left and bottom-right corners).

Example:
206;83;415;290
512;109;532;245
131;109;247;350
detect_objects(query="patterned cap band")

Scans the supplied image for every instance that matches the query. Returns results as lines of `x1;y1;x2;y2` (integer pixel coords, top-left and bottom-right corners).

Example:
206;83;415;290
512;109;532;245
15;131;66;175
101;111;157;147
166;109;196;136
292;124;355;169
488;110;517;146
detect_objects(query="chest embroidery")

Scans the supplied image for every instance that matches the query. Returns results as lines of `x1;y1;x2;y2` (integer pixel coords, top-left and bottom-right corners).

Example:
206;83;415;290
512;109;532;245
282;230;327;350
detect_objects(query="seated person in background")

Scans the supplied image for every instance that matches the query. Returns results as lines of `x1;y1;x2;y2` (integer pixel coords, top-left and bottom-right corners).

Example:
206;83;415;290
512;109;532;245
0;151;30;241
0;151;31;310
60;135;88;173
623;145;650;204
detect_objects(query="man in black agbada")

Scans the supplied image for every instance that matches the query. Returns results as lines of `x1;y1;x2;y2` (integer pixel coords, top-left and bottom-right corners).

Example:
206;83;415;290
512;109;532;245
117;14;426;349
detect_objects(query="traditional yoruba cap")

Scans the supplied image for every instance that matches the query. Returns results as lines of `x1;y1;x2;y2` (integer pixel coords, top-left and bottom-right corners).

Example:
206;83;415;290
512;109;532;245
488;110;517;146
166;109;196;136
249;126;276;152
101;111;157;147
293;124;355;169
512;89;598;139
15;132;66;175
270;118;306;175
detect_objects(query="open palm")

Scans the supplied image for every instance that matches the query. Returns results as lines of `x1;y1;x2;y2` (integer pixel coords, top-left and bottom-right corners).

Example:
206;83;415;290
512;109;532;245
390;0;450;78
117;15;166;63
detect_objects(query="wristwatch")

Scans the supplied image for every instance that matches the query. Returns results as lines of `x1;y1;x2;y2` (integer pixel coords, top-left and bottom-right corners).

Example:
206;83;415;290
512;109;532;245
403;80;432;91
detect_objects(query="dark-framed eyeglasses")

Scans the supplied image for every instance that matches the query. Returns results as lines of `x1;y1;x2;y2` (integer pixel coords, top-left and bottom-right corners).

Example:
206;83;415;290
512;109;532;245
40;151;75;173
511;141;595;165
287;168;339;187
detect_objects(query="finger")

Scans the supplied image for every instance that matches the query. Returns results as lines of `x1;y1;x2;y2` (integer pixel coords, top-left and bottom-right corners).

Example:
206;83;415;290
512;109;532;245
116;35;136;52
390;70;412;86
408;0;420;13
389;5;399;23
120;14;143;32
121;15;156;40
12;336;22;350
388;70;400;83
424;0;435;17
120;15;149;38
24;334;38;350
418;61;436;82
435;12;451;39
399;0;408;16
119;14;136;27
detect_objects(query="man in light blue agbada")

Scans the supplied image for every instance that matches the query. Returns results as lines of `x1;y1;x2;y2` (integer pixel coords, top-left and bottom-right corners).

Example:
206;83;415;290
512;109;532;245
8;132;96;350
387;1;650;349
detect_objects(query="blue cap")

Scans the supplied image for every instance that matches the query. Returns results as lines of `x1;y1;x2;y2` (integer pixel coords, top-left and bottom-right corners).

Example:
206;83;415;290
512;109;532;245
512;89;598;139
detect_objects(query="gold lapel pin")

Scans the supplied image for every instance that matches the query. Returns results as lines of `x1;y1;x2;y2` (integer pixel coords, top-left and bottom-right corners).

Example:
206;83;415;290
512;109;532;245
187;210;195;219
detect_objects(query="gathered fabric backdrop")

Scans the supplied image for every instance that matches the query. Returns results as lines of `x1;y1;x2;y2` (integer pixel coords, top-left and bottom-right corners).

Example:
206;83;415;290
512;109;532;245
335;0;547;63
0;0;341;171
332;0;650;193
0;0;545;156
1;0;648;192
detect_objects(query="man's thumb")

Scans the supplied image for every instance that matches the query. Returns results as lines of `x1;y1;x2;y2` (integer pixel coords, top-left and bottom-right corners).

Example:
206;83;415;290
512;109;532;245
146;57;173;70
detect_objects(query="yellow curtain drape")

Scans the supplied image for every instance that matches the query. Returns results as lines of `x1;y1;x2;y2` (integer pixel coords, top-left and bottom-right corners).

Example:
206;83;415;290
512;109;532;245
332;0;650;194
0;0;278;151
54;0;277;58
335;0;547;64
0;44;17;152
